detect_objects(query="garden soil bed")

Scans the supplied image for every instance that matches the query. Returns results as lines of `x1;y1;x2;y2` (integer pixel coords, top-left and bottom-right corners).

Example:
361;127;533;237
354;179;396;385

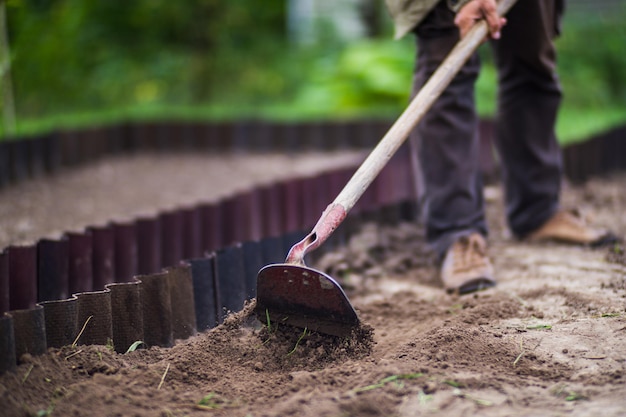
1;152;625;417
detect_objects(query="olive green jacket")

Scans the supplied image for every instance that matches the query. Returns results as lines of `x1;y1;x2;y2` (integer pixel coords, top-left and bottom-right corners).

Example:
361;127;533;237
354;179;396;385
385;0;471;39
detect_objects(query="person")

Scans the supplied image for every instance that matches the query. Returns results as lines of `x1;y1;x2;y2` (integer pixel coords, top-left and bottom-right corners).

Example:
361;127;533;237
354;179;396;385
384;0;617;294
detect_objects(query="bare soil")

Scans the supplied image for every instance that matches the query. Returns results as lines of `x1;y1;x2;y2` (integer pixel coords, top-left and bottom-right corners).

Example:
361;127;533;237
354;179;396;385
0;151;366;248
1;153;625;417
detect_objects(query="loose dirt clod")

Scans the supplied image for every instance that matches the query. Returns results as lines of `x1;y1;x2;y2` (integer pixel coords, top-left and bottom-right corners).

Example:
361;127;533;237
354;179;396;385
224;299;375;369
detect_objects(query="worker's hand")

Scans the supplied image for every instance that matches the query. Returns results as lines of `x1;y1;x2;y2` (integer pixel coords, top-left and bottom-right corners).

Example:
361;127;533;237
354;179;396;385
455;0;506;40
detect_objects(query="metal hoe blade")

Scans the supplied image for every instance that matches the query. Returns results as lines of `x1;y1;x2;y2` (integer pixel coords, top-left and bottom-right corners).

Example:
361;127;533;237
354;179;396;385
255;263;359;337
254;0;520;338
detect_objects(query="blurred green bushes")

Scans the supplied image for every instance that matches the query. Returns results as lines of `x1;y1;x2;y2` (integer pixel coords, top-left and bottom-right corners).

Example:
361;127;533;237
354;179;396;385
286;8;626;143
5;0;288;120
2;0;625;143
553;10;626;142
288;38;414;119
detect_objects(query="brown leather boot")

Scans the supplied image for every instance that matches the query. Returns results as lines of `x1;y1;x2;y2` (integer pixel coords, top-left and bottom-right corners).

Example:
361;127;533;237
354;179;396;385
526;209;619;247
440;233;496;295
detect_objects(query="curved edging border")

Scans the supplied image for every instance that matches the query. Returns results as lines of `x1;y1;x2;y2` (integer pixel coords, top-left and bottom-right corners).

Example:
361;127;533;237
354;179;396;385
0;120;625;190
0;146;416;374
0;120;391;189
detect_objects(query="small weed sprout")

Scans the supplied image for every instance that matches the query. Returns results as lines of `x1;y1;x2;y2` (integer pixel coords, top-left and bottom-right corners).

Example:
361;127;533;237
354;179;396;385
565;392;587;401
452;388;493;406
444;380;463;388
105;338;115;352
265;309;272;332
447;303;463;314
197;392;225;410
354;373;424;393
287;327;309;356
258;309;277;347
418;390;433;405
552;384;588;402
526;324;552;330
36;405;54;417
125;341;145;354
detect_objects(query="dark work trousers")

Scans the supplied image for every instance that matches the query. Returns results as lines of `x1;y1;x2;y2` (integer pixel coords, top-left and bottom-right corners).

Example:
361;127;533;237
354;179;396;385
410;0;564;257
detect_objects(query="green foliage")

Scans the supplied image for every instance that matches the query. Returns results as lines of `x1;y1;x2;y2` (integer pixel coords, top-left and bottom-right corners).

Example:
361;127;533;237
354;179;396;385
291;38;414;118
554;9;626;143
2;1;625;143
557;12;626;109
5;0;286;118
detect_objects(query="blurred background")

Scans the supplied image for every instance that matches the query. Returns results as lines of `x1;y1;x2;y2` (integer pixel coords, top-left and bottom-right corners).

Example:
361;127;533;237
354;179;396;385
1;0;625;144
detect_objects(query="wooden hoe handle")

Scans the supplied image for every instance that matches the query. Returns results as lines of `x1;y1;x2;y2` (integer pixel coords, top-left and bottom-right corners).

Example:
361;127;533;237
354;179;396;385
286;0;519;264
